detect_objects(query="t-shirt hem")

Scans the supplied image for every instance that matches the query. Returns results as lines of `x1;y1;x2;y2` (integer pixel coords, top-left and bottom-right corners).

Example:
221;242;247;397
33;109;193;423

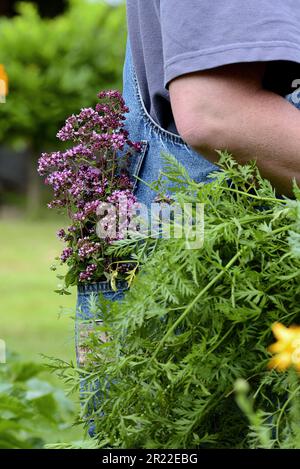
164;42;300;89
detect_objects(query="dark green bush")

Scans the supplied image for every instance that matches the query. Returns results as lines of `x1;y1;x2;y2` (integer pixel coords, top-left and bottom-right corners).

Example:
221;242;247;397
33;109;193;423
0;0;126;149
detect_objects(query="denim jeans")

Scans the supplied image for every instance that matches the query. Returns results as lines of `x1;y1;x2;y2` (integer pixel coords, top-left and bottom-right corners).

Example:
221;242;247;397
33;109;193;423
75;38;300;436
75;280;128;437
75;280;128;367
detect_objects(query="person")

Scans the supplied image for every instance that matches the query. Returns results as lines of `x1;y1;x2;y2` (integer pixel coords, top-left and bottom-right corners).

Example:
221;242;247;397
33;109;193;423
125;0;300;197
76;0;300;436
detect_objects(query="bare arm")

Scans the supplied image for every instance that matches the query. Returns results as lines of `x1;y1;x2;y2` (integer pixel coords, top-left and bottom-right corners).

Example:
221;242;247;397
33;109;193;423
169;62;300;196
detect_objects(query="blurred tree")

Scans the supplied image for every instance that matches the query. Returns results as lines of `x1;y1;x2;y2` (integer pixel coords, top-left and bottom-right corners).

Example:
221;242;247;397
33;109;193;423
0;0;126;215
0;0;67;18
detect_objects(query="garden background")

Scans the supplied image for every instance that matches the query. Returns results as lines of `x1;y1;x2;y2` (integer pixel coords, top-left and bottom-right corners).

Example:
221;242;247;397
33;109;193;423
1;0;300;451
0;0;126;447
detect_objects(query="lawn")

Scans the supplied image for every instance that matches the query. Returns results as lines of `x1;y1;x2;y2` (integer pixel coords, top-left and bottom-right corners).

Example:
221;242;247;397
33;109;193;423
0;217;85;444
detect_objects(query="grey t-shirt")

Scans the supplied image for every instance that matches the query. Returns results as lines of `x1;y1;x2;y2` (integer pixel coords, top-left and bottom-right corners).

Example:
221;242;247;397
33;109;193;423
126;0;300;134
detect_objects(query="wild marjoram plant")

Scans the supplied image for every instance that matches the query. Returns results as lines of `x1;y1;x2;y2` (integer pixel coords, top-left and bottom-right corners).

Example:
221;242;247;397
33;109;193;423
55;153;300;449
38;90;142;290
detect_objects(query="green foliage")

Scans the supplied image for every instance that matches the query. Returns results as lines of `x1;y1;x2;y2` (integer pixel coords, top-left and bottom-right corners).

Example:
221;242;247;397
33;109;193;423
0;0;126;150
0;353;75;448
235;371;300;449
71;153;300;448
45;439;99;449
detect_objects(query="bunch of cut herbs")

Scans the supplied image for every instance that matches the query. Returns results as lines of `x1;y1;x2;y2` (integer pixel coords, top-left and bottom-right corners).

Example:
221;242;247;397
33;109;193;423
38;90;142;291
72;153;300;448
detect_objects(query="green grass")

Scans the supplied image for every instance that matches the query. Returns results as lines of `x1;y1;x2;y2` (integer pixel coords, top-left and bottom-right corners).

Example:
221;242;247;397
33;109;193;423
0;217;85;444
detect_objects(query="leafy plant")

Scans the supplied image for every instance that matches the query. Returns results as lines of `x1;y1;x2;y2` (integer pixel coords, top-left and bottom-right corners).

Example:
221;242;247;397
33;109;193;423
0;353;75;448
234;371;300;449
66;153;300;448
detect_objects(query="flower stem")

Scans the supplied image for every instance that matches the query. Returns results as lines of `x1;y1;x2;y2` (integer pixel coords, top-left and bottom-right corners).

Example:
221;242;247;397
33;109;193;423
151;247;245;359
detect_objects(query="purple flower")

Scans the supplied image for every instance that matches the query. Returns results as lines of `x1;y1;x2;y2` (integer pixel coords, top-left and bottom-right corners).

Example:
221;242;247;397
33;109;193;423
38;151;67;176
60;247;73;263
56;115;78;141
79;264;97;282
57;228;66;240
78;238;101;260
47;199;66;209
38;88;143;285
102;190;138;241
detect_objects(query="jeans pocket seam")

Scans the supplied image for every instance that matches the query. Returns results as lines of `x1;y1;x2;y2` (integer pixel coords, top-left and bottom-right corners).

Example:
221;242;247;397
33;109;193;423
132;140;148;192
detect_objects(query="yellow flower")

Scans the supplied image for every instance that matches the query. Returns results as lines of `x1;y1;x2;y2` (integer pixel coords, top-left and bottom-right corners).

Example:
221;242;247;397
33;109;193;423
0;65;8;96
268;322;300;372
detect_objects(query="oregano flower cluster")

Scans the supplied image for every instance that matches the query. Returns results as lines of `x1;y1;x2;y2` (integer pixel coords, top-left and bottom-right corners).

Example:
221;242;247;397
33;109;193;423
38;90;142;288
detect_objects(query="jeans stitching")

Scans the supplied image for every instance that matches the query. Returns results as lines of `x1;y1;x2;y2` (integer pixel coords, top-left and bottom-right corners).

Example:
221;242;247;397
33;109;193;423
133;69;185;144
132;140;149;192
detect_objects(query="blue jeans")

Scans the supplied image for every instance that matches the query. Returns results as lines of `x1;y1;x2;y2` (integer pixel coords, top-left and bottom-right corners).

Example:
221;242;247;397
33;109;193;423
75;38;300;436
75;280;128;437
